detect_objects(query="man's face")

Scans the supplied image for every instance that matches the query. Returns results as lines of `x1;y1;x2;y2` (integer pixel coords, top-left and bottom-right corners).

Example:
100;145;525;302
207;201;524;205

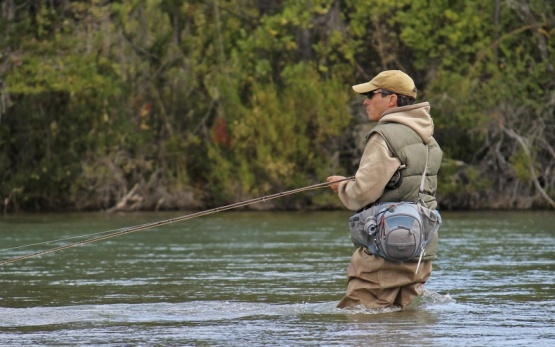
363;90;396;122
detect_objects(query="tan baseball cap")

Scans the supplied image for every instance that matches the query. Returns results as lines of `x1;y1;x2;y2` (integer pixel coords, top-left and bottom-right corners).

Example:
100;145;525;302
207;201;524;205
352;70;417;98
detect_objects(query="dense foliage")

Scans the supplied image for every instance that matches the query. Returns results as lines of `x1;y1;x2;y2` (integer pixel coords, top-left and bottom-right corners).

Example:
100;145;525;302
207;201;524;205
1;0;553;212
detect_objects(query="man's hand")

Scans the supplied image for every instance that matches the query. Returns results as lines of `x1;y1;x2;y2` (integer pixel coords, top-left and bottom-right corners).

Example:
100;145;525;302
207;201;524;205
326;175;347;193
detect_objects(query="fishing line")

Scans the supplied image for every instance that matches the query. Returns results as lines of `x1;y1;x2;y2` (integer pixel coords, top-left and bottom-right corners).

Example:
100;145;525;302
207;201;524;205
0;177;354;266
0;229;126;252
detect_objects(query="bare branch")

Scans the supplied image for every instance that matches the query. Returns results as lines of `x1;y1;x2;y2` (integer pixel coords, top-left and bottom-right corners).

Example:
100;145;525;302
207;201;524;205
501;126;555;208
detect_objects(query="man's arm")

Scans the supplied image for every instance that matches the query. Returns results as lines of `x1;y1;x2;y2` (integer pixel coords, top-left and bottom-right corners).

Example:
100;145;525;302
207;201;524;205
329;134;401;211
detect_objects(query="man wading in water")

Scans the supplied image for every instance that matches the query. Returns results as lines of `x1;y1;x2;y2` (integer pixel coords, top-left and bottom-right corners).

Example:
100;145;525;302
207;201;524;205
327;70;443;309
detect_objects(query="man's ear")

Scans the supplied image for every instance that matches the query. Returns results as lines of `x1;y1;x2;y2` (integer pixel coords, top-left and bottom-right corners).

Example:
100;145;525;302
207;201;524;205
388;94;398;107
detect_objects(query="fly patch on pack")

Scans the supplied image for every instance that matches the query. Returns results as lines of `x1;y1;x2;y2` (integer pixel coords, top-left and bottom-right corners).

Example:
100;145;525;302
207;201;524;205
348;202;438;263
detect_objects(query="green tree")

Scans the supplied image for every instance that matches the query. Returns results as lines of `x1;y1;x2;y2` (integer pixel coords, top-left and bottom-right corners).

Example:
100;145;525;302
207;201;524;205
1;0;553;212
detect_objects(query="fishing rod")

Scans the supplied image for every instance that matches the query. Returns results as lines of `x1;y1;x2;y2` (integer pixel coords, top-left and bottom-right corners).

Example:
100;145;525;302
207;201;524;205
0;176;354;266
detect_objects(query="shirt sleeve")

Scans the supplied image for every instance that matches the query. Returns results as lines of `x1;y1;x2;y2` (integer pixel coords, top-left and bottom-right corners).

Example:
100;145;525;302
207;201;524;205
336;133;402;211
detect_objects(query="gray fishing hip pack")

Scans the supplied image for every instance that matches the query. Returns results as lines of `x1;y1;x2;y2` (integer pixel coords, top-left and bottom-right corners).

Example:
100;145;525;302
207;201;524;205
348;202;442;263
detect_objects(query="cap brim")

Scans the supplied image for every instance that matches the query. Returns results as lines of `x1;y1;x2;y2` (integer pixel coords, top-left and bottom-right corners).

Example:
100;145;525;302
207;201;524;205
352;82;378;94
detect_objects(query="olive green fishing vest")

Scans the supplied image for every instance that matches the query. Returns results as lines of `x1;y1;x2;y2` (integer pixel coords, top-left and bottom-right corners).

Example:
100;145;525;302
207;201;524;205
368;123;442;209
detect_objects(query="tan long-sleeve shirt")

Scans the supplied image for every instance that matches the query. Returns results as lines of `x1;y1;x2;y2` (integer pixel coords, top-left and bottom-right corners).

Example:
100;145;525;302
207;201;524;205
337;134;400;211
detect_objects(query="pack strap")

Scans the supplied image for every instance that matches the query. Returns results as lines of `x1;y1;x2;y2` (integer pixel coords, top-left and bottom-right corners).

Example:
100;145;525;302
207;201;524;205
417;145;429;207
415;146;432;273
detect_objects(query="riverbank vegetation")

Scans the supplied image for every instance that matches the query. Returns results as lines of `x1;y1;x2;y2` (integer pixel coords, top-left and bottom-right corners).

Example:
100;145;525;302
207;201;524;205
1;0;553;212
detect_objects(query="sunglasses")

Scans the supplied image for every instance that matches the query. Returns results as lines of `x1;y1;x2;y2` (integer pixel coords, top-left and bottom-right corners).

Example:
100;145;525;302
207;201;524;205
365;90;392;99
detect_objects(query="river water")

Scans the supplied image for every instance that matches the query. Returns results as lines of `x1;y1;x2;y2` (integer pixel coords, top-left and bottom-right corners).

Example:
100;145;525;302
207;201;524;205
0;210;554;346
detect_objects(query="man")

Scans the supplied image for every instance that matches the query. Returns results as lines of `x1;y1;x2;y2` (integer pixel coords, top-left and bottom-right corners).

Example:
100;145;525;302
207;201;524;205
327;70;442;309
